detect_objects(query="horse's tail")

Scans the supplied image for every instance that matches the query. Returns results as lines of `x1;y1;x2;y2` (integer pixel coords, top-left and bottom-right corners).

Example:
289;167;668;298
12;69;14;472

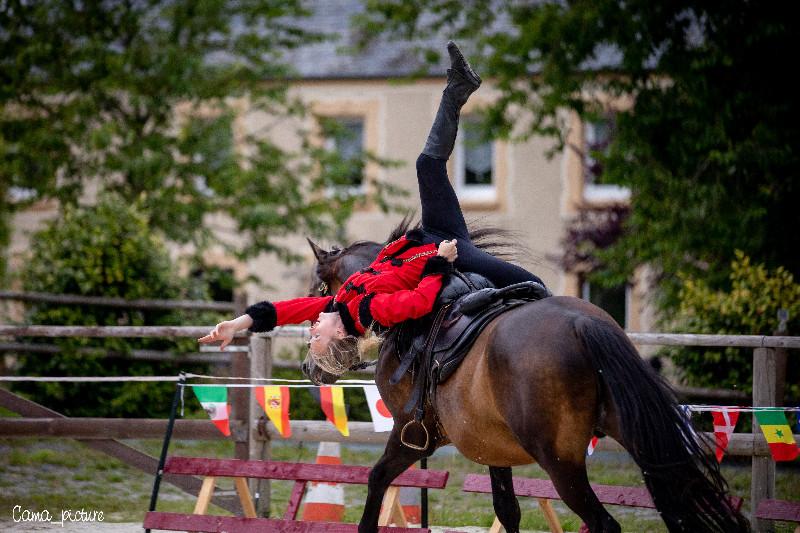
575;316;750;533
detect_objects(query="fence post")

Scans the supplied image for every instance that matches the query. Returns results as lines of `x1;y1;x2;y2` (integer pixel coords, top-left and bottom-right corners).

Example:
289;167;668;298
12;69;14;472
751;346;777;533
249;334;273;516
231;291;250;462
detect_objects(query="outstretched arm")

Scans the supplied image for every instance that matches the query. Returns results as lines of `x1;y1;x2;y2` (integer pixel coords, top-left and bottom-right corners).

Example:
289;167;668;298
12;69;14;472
199;296;333;349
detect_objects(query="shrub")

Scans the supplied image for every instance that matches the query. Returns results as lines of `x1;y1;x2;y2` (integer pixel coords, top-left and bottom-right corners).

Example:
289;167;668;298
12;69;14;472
667;251;799;398
14;195;223;417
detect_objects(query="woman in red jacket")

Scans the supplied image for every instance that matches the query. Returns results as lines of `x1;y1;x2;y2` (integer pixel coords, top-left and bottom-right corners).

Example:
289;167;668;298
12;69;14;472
199;41;545;373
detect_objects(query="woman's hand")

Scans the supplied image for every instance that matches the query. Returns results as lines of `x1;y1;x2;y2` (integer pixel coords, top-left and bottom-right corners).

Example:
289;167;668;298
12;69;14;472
437;239;458;263
198;317;249;350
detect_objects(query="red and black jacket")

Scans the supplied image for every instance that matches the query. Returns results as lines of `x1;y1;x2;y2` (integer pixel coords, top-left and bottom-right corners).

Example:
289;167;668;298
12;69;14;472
245;231;452;336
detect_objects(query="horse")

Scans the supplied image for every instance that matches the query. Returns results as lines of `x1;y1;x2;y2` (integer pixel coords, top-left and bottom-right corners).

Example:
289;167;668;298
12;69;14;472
302;225;749;533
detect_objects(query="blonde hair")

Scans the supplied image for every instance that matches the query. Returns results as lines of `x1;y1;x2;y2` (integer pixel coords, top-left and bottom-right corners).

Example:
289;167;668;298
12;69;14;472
313;328;383;376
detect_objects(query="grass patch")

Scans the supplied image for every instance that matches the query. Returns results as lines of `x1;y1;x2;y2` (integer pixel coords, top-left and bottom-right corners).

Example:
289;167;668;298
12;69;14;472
0;437;798;531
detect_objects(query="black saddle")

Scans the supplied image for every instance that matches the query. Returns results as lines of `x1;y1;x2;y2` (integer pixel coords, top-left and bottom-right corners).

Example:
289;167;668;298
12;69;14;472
392;271;550;449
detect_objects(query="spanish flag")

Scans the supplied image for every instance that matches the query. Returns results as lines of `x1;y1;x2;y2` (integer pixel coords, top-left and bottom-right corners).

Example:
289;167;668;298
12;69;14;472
754;410;799;461
311;386;349;436
256;386;291;438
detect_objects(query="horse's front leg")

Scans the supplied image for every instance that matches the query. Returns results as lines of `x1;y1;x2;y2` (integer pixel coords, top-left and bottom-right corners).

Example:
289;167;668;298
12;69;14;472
489;466;521;533
359;427;429;533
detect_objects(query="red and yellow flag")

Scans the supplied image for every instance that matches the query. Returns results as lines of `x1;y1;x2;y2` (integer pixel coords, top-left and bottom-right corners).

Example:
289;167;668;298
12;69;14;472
318;386;349;436
754;410;798;461
256;386;291;438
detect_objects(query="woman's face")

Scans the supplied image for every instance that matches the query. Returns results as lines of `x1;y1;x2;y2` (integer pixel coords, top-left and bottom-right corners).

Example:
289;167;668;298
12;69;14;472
308;312;346;355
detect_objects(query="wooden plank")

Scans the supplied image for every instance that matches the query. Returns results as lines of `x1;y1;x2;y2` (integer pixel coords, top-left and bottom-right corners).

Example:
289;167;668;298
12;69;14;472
143;512;429;532
379;486;406;527
0;290;236;311
0;324;308;338
193;477;216;515
464;475;743;511
537;498;564;533
233;478;257;518
1;418;794;457
284;481;307;520
755;499;800;523
626;333;800;349
0;418;244;440
3;325;798;347
164;457;449;489
0;389;240;514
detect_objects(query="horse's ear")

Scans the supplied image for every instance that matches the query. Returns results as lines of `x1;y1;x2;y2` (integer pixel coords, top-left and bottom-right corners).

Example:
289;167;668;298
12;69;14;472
307;238;328;262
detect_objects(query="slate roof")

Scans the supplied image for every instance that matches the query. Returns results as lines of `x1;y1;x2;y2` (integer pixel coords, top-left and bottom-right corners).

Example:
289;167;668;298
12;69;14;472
282;0;623;79
281;0;449;79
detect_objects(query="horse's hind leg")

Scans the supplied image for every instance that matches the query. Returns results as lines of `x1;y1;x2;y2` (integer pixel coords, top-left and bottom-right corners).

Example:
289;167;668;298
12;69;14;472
536;454;619;533
489;466;521;533
358;429;429;533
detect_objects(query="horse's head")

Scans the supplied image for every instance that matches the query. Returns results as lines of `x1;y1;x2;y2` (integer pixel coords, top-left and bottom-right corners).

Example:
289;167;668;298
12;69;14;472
305;237;381;297
302;238;382;385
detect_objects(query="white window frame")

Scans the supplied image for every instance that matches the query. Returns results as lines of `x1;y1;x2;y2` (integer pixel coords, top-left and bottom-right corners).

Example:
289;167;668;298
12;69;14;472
581;279;631;329
454;117;496;202
582;119;630;203
324;116;366;197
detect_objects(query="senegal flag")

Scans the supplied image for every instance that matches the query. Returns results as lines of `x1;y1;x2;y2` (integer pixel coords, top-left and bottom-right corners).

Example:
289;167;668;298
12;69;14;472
310;386;349;437
256;386;291;438
192;386;231;437
754;410;798;461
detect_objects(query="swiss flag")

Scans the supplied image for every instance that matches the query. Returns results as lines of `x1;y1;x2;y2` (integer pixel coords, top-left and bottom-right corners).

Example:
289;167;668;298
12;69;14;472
711;407;740;462
363;385;394;432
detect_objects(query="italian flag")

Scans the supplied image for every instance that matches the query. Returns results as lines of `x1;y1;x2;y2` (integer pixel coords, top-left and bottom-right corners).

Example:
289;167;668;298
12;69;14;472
754;410;798;461
256;386;291;438
192;385;231;437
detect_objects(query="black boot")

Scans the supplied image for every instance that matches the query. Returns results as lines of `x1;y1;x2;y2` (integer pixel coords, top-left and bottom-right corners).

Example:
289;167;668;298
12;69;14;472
422;41;482;160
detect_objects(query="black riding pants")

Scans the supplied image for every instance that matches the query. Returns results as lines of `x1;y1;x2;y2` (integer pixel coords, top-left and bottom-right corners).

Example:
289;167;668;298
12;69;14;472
415;154;545;288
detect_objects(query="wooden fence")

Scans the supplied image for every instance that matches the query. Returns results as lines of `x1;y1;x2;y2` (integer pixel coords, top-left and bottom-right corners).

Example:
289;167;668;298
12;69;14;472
0;291;798;531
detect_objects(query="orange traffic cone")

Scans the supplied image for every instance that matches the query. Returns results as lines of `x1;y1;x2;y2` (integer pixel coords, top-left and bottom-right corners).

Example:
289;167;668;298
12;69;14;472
300;441;345;522
400;464;421;525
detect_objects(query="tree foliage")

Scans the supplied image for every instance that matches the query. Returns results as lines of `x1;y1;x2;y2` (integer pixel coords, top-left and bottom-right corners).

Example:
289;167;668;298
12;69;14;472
15;194;222;417
666;252;799;398
0;1;397;280
356;0;798;303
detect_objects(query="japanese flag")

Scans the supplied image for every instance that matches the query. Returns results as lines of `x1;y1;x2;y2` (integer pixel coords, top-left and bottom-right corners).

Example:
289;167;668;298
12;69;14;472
363;385;394;432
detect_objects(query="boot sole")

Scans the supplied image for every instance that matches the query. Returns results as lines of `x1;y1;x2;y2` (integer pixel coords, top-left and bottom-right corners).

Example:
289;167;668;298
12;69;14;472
447;41;482;87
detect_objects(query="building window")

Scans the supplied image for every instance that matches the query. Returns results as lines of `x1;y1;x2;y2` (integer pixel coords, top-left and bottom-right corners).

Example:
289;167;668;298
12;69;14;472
455;116;495;201
581;279;629;329
583;115;629;203
324;116;365;191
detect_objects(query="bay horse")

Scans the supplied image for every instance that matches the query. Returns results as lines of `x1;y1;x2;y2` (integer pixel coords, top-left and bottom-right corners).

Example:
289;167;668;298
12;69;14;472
303;224;749;533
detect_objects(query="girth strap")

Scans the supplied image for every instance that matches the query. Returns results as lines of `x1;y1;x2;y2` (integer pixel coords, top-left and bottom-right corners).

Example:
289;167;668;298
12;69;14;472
402;303;452;422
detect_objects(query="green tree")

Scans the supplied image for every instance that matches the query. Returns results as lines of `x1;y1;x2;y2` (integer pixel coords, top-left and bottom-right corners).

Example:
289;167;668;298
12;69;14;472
16;195;222;417
667;251;799;398
0;1;396;280
356;1;798;305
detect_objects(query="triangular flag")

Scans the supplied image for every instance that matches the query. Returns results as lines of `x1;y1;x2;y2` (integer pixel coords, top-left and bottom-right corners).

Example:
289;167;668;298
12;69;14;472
192;385;231;436
311;386;349;436
587;436;599;456
711;407;740;462
256;386;291;438
754;409;799;462
363;385;394;432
